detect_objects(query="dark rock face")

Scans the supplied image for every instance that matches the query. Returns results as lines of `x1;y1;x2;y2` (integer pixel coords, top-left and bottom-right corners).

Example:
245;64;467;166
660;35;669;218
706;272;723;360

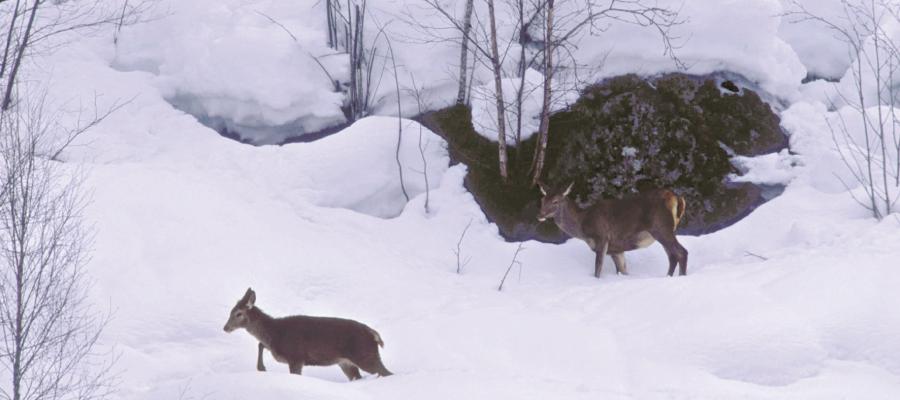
420;72;788;242
544;73;787;235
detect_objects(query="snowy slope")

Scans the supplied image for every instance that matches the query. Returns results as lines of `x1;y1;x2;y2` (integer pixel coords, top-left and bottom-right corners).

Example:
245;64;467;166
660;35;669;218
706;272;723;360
19;0;900;399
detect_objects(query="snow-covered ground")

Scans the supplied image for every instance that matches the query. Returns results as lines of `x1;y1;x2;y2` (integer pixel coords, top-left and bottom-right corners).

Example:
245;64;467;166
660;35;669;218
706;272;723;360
16;0;900;398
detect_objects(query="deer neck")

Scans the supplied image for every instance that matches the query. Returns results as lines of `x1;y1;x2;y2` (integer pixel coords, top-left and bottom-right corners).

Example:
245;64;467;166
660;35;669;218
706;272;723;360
554;198;586;239
244;307;277;348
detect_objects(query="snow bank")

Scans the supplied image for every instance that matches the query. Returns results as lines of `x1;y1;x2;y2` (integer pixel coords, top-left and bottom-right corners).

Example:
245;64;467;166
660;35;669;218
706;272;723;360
112;0;347;144
574;0;806;100
292;116;450;218
778;0;855;80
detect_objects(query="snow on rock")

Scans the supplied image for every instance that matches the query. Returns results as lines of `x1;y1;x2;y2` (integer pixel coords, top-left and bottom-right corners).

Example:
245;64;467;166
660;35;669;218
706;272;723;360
575;0;806;100
731;149;802;185
470;68;544;143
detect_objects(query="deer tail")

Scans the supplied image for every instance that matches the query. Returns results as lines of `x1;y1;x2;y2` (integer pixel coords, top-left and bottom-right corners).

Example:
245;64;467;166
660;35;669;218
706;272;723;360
368;327;384;348
676;196;686;226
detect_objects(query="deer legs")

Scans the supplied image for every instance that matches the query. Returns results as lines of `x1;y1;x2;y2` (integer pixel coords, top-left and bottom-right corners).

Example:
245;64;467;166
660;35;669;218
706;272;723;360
256;342;266;372
650;229;688;276
610;252;628;275
339;361;363;381
593;239;609;278
289;363;304;375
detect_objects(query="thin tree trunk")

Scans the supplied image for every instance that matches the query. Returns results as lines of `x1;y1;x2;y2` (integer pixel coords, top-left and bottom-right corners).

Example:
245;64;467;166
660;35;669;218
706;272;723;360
871;1;891;215
1;0;23;80
531;0;554;185
456;0;474;105
387;36;409;202
856;53;880;218
487;0;509;180
466;47;477;106
515;0;526;147
3;0;40;111
114;0;130;45
326;0;335;49
892;55;900;186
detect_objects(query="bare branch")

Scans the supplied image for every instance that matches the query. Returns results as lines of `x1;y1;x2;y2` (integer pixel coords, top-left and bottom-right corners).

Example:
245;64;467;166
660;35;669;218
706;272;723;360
452;218;474;274
498;243;525;291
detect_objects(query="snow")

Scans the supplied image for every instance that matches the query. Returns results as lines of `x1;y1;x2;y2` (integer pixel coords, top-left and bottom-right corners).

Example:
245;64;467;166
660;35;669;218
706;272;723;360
112;0;348;144
573;0;806;100
778;0;855;80
12;0;900;398
470;68;544;143
731;149;802;185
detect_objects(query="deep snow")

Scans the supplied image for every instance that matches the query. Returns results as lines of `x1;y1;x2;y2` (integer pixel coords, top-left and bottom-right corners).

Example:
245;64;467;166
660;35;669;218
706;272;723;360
12;0;900;399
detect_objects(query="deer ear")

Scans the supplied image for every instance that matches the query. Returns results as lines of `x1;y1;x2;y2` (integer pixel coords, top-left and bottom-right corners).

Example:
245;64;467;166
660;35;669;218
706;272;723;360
563;182;574;196
243;288;256;308
538;183;547;196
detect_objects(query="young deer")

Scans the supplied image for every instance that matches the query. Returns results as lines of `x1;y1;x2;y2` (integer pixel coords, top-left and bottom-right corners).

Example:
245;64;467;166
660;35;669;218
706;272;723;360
223;288;393;381
537;183;688;277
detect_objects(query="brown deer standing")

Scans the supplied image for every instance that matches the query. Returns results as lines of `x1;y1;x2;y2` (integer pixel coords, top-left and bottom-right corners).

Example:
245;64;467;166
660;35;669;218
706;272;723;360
223;288;393;380
537;183;688;277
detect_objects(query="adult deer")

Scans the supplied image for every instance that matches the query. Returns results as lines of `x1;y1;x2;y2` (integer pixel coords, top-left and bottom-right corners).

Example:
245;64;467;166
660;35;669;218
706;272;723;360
223;288;393;380
537;183;688;277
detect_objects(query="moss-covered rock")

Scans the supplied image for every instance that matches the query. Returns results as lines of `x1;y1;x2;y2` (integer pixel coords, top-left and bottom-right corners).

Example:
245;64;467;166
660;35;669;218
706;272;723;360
419;72;787;241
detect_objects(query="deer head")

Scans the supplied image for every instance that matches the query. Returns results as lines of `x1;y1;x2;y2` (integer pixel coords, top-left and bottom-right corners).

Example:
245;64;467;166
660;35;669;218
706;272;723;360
537;182;573;222
223;288;256;333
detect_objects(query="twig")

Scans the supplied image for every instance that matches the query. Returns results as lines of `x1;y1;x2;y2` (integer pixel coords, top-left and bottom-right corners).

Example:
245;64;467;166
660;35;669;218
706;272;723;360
744;251;768;261
498;243;525;291
453;218;474;274
407;72;430;212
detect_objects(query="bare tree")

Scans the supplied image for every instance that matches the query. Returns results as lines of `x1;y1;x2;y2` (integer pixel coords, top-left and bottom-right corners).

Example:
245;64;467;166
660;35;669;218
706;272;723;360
486;0;510;180
406;73;431;212
529;0;685;184
1;0;154;111
2;0;40;111
457;0;475;104
786;0;900;219
0;94;114;400
385;29;410;202
1;0;24;81
409;0;682;183
325;0;342;50
406;0;519;180
531;0;554;185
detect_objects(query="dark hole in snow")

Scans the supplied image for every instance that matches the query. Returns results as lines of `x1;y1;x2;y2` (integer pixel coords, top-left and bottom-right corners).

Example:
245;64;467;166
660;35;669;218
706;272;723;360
167;95;348;146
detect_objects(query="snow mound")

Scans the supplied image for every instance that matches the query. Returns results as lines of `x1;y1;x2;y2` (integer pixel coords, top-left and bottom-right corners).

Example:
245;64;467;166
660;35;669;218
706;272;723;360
297;116;449;218
778;0;855;80
112;0;347;144
576;0;806;100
